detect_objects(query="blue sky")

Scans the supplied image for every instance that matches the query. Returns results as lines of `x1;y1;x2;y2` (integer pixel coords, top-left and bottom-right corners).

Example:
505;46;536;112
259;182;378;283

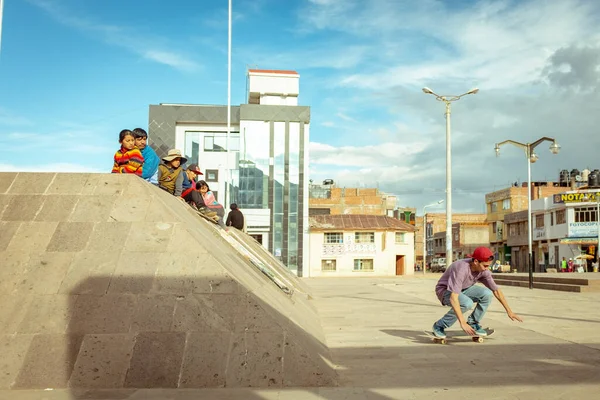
1;0;600;212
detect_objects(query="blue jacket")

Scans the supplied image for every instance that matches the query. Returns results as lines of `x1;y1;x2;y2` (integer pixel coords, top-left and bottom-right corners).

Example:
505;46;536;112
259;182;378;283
141;146;159;184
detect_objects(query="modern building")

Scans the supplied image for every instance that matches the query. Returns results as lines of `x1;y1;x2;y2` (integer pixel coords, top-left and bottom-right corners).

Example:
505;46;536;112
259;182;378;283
485;182;564;264
307;214;416;277
505;188;600;272
148;69;310;276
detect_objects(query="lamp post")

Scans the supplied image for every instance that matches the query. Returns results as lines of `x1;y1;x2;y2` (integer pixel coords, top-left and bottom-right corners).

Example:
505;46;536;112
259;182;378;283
422;87;479;264
494;137;561;289
423;200;444;274
224;0;232;209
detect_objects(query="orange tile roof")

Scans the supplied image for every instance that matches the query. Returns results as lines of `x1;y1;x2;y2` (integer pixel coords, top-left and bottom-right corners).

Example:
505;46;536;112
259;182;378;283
248;69;299;75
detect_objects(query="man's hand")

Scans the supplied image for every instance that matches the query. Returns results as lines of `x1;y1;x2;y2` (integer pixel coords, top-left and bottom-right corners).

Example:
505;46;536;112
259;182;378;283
507;311;523;322
460;321;476;336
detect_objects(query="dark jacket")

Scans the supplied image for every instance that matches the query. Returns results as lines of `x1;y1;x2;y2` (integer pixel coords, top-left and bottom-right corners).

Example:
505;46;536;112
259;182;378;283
226;209;244;230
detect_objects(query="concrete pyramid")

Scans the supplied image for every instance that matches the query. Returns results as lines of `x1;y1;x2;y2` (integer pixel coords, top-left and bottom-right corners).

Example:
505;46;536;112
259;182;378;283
0;172;336;390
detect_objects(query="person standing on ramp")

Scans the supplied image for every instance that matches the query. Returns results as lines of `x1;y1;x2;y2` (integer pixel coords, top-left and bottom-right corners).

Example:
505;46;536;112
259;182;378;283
431;247;523;339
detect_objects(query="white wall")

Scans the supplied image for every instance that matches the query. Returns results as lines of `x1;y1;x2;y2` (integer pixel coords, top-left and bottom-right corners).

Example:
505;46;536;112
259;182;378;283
308;230;415;277
248;72;299;104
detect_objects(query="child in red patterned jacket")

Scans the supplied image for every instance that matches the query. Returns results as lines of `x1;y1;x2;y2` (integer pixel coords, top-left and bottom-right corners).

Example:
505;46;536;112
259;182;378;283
112;129;144;176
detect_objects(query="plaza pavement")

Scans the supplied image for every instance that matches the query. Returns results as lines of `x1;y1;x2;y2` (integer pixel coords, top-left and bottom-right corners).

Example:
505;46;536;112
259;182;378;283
3;274;600;400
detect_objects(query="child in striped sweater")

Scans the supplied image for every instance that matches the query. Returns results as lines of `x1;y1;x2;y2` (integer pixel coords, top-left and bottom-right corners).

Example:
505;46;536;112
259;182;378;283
112;129;144;176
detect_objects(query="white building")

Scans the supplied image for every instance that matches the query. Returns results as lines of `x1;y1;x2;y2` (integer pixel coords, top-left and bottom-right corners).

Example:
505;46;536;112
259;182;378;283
307;215;416;277
148;69;310;276
507;189;599;271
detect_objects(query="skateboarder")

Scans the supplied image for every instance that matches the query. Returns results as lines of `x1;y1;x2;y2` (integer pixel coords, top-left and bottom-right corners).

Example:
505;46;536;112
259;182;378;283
431;247;523;339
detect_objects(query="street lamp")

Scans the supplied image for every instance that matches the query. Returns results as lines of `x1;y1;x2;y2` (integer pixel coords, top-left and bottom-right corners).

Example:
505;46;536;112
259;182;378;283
494;137;561;289
422;87;479;264
423;200;444;274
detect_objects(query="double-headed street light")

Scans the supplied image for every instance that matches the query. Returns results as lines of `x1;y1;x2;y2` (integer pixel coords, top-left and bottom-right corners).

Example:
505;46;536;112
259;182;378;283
423;200;444;274
422;87;479;264
494;137;561;289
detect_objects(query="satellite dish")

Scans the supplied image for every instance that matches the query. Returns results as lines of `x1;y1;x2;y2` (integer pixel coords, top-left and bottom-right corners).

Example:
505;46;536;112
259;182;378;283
575;175;582;182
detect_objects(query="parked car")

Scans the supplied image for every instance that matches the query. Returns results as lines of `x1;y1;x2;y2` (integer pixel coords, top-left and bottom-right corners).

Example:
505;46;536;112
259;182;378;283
431;257;447;272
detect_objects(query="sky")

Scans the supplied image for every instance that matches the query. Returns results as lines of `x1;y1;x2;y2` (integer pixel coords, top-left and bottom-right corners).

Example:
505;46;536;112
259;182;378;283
1;0;599;213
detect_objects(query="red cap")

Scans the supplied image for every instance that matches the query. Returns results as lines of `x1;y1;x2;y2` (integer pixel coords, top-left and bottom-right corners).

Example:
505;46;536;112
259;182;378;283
187;164;203;175
467;247;494;262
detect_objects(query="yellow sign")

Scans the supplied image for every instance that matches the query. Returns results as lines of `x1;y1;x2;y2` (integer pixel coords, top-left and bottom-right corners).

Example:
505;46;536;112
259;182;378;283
553;192;600;204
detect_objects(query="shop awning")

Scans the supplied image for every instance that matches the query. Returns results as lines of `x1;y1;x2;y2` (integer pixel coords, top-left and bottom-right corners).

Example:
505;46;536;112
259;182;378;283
560;237;599;245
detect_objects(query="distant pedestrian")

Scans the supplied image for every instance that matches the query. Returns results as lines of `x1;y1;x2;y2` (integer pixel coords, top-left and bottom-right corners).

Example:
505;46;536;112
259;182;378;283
226;203;245;231
112;129;144;176
133;128;159;184
567;258;574;273
560;257;567;272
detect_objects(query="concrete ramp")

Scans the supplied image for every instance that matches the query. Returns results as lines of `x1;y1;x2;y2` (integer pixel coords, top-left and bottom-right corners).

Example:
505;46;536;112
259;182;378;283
0;172;336;391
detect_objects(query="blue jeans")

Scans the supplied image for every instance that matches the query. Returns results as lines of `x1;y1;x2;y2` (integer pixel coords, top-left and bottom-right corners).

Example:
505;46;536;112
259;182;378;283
434;285;493;329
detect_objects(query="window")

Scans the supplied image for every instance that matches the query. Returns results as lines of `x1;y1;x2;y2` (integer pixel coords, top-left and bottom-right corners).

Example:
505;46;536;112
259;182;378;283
556;209;566;224
502;199;510;210
509;224;517;237
550;212;554;226
535;214;544;228
490;202;498;212
574;207;597;222
212;191;218;202
203;134;240;152
205;169;218;182
395;232;406;243
353;259;374;271
355;232;375;243
321;259;336;271
325;232;343;244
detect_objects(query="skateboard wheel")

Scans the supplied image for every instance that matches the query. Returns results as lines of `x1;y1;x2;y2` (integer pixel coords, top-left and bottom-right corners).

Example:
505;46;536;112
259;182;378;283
472;337;483;343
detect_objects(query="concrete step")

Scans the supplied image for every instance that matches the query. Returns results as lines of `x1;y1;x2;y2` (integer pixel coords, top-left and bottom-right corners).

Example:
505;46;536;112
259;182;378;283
493;273;600;287
493;278;600;292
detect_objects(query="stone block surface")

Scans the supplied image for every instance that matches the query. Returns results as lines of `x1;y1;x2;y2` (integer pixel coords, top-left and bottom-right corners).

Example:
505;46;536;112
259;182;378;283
46;173;92;195
0;295;33;334
69;334;135;388
16;253;73;294
34;196;78;222
171;294;235;333
68;294;136;334
0;251;29;294
86;222;132;252
226;330;284;387
124;332;186;388
130;295;176;333
1;195;45;222
18;295;74;334
109;195;152;222
179;332;231;388
0;221;20;251
7;173;53;195
0;173;17;194
124;222;174;252
69;196;116;222
108;252;159;294
59;251;119;295
13;334;83;389
46;222;93;252
5;222;59;254
0;334;34;389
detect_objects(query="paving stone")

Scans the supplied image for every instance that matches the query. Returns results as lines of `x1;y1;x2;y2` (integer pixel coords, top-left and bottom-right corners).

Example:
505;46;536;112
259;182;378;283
69;334;135;389
124;332;186;388
107;252;159;294
171;294;236;333
34;196;78;222
226;330;284;388
178;332;231;388
0;295;33;334
18;295;74;334
68;294;136;334
124;222;174;253
153;252;214;294
0;251;29;294
12;334;83;389
46;173;93;195
0;173;17;194
1;195;45;222
109;195;151;222
0;334;34;389
5;221;59;254
85;222;132;252
0;221;20;251
69;196;116;222
58;251;120;295
130;295;176;333
16;252;73;294
46;222;94;252
7;173;53;194
92;175;128;196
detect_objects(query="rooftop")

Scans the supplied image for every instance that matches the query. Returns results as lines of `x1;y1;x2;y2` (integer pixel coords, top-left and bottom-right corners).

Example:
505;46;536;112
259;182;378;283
309;214;416;231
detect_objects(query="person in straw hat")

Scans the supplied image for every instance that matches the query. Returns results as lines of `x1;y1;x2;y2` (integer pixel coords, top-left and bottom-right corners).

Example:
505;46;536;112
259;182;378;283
158;149;187;196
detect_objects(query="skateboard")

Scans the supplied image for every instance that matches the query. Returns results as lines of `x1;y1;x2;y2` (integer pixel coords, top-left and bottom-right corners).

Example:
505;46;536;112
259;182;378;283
424;328;495;344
